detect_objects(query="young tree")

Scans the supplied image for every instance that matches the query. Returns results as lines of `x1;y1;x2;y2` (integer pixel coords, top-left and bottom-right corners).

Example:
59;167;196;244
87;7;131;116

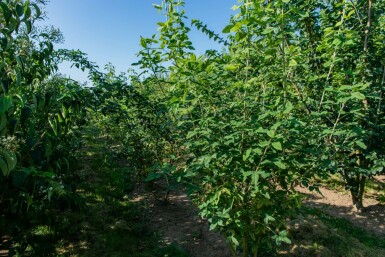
273;0;385;211
137;0;385;255
137;1;317;255
1;0;90;227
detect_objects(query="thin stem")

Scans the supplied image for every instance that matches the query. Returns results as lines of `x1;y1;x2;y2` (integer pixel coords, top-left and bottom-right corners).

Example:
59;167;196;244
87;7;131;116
253;237;261;257
241;45;250;152
363;0;372;56
378;67;385;117
255;138;272;174
329;103;345;141
242;233;248;257
288;78;311;114
228;238;237;257
318;2;347;112
349;0;363;26
281;4;287;101
361;0;372;83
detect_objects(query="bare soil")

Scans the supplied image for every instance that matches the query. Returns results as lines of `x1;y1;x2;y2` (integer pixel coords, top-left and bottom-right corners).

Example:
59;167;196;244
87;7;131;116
296;181;385;236
138;177;385;256
132;186;232;257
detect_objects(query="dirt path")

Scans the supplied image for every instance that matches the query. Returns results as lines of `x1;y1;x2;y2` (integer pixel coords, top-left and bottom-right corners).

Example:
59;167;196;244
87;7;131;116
132;188;232;257
296;185;385;236
134;180;385;257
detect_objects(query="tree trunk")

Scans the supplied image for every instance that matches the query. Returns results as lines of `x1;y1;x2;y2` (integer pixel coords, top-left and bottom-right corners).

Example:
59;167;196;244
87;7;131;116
350;175;366;212
242;234;248;257
252;236;261;257
351;192;364;212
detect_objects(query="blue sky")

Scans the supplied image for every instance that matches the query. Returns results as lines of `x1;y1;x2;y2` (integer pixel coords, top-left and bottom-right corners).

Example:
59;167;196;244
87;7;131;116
41;1;235;82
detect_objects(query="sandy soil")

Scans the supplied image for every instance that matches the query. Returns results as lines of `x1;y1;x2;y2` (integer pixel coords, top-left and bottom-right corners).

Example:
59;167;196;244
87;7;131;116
296;183;385;236
134;187;232;257
138;177;385;256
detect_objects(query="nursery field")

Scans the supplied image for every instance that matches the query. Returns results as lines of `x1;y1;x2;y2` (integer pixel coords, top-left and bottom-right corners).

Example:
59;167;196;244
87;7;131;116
1;0;385;256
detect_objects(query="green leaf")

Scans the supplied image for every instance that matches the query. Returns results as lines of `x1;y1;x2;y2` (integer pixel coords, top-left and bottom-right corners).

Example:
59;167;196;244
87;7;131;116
16;4;24;17
230;236;239;246
0;2;10;22
275;230;291;245
299;11;309;18
0;114;6;131
230;22;243;32
243;148;252;161
262;27;274;34
0;150;17;176
49;118;58;136
1;78;10;93
272;142;282;151
274;161;286;169
0;157;8;176
259;141;270;147
140;36;147;48
264;214;276;224
267;130;275;138
333;38;342;46
222;24;233;33
337;96;351;103
16;71;22;86
186;130;198;139
16;55;24;71
258;112;269;121
355;141;367;150
5;151;17;171
152;4;162;10
242;171;253;182
0;96;12;114
24;4;31;20
351;92;365;100
31;3;41;18
284;101;293;114
289;59;298;67
271;122;282;131
224;64;238;71
57;112;65;123
145;171;162;182
190;53;196;62
24;20;32;33
209;223;217;230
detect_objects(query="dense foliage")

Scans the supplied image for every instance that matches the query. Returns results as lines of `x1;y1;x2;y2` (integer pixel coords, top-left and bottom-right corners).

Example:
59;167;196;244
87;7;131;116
136;0;385;255
0;4;95;257
1;0;384;256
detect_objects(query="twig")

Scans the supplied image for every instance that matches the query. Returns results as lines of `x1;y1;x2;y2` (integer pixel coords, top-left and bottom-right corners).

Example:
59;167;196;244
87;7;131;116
318;2;347;112
349;0;363;26
363;0;372;57
329;103;345;141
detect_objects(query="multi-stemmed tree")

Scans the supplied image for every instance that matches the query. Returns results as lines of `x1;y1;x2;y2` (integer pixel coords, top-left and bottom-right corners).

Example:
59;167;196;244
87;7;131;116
137;0;385;255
